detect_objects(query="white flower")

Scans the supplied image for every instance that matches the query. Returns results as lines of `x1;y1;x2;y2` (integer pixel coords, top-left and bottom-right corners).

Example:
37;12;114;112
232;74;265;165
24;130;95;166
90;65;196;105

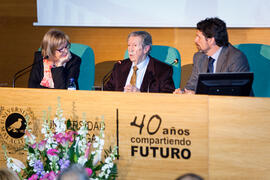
47;154;59;162
101;164;108;171
78;156;87;166
92;150;102;165
99;139;105;146
54;116;66;134
93;142;99;149
94;136;100;142
27;153;38;167
105;157;112;164
96;145;118;179
99;171;105;178
7;157;25;172
78;121;88;137
45;136;57;149
74;134;88;156
41;119;50;135
109;162;114;168
54;101;67;134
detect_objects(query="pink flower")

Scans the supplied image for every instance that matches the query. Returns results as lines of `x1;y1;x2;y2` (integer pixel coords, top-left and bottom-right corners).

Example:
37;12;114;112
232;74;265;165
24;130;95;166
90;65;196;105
40;171;56;180
38;140;46;151
65;131;77;142
25;130;35;144
47;149;58;156
54;133;65;143
85;168;93;176
53;131;76;146
28;174;38;180
31;143;37;149
84;143;91;158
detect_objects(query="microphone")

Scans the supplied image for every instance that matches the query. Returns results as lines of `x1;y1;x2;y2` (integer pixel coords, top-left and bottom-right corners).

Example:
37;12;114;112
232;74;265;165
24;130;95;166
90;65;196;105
12;55;44;88
101;60;122;90
171;58;178;65
101;70;113;90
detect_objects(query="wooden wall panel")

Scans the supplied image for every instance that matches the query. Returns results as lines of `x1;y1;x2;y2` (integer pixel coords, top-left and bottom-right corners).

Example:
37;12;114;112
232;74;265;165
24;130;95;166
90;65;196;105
0;1;270;89
209;96;270;179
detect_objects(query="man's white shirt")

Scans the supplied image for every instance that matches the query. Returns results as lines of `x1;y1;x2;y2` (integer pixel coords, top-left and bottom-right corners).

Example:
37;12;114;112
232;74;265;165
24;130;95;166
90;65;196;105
125;56;150;89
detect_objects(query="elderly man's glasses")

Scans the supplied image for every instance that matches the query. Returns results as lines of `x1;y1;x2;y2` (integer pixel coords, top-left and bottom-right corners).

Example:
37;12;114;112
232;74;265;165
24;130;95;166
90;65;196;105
57;43;71;53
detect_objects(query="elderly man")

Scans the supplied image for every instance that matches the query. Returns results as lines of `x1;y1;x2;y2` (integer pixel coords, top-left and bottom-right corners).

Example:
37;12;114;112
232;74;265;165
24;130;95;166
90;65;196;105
175;17;249;94
104;31;175;93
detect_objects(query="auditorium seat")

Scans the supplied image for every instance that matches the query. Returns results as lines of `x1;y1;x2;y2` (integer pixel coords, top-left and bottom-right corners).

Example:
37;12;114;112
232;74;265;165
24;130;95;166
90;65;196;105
234;43;270;97
124;45;181;88
70;43;95;90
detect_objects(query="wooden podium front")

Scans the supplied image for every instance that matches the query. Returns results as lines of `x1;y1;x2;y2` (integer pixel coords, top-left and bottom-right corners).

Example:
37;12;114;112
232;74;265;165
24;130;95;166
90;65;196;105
0;88;269;179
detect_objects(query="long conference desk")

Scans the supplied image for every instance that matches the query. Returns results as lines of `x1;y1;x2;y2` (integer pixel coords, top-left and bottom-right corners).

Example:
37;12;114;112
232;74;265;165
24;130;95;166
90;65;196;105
0;87;269;179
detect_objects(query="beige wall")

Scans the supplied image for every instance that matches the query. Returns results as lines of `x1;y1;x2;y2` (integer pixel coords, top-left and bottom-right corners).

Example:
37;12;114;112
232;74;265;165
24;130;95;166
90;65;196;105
1;0;270;88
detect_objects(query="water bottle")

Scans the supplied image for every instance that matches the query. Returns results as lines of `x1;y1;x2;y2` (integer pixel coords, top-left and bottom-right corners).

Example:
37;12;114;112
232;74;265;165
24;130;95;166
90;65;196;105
67;78;76;90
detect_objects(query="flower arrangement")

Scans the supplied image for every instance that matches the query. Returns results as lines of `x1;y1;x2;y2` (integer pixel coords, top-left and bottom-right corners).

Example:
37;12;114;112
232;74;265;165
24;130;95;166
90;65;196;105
3;100;118;180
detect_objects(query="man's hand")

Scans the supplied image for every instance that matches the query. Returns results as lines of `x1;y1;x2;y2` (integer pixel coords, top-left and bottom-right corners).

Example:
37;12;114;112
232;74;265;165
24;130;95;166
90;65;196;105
124;84;140;92
183;88;195;94
173;88;183;94
173;88;195;94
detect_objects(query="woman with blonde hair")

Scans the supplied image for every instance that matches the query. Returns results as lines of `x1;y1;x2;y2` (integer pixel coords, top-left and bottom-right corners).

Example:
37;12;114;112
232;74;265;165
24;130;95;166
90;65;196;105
28;29;81;89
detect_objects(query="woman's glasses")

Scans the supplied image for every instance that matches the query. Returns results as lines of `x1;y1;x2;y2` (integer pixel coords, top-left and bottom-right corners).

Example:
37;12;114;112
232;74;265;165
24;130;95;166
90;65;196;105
57;43;71;53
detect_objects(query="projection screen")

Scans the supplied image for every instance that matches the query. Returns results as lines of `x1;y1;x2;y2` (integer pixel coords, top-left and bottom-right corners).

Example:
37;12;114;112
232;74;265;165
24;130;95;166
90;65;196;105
34;0;270;27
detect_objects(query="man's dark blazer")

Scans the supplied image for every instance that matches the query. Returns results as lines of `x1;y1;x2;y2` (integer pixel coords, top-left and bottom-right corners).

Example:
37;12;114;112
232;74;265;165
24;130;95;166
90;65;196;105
185;43;250;91
28;51;81;89
104;56;175;93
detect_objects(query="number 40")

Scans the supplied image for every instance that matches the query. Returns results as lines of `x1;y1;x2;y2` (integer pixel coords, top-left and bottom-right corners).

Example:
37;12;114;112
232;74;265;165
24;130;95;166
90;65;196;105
130;114;162;135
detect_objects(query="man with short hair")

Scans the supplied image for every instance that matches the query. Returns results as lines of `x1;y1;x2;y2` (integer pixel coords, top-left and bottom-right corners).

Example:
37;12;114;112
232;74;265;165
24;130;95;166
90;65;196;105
104;31;175;93
175;17;249;94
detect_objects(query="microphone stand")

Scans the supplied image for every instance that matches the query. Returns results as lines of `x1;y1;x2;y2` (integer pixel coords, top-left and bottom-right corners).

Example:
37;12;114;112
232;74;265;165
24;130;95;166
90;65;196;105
13;63;35;88
101;60;122;90
101;70;113;91
13;53;45;88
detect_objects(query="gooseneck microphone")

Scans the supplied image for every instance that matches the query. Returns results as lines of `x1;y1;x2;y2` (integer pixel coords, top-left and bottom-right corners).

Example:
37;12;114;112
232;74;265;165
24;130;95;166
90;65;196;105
13;64;34;88
101;60;122;90
171;59;178;65
102;70;112;90
12;55;45;88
